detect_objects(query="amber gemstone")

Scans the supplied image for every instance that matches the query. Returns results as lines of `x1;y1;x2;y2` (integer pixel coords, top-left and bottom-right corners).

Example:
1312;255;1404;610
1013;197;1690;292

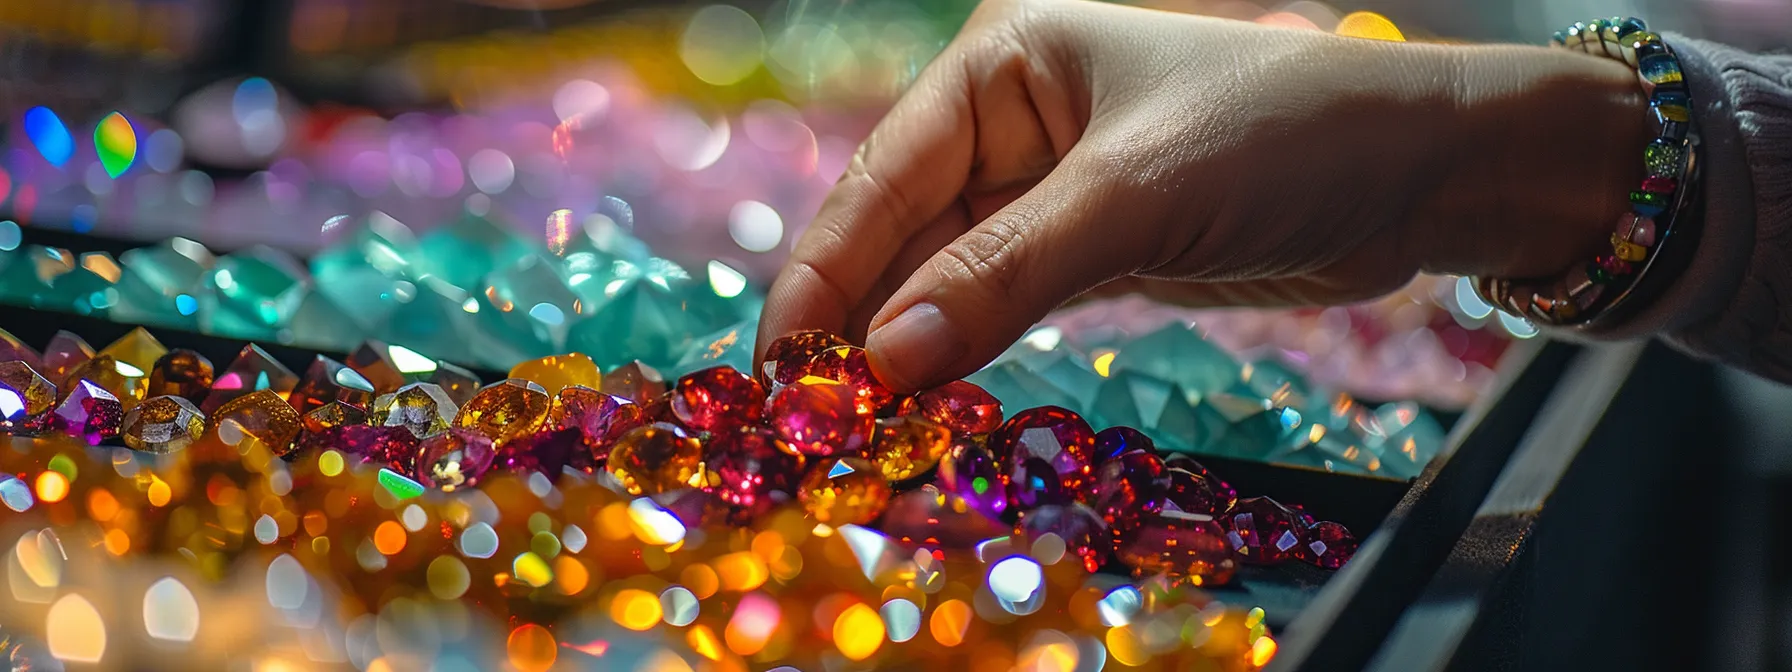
121;395;205;454
797;457;891;525
1165;454;1237;510
914;381;1003;434
493;427;583;478
62;355;148;410
1224;497;1306;565
670;366;765;432
1116;510;1236;585
52;379;123;445
453;378;552;446
302;401;369;434
1301;521;1358;569
550;386;642;467
0;326;43;371
767;381;872;457
702;426;803;524
330;425;424;472
807;345;894;414
1085;450;1171;532
97;327;168;374
425;362;483;406
989;406;1097;493
1164;468;1222;516
508;353;601;395
936;438;1007;518
883;484;1008;556
870;416;951;481
146;349;215;403
0;361;57;431
345;340;410;394
288;356;376;416
600;360;667;402
40;330;95;388
415;428;496;491
200;344;298;414
370;382;458;438
606;422;703;494
759;329;849;387
1016;503;1111;573
211;389;303;456
1093;426;1156;463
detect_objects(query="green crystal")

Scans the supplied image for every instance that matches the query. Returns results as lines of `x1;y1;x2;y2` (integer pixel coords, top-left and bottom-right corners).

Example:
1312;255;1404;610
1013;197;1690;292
0;246;76;307
965;361;1081;413
380;277;490;367
1207;406;1303;459
310;212;420;331
476;255;582;359
1013;349;1102;409
565;268;707;370
378;468;426;500
284;292;364;351
45;252;119;316
416;211;535;288
199;246;309;340
1090;371;1227;451
1365;401;1443;479
670;320;757;378
111;237;212;329
1110;324;1241;398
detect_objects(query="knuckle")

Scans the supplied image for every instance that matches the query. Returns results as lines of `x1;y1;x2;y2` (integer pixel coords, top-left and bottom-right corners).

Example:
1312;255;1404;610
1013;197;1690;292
938;217;1029;299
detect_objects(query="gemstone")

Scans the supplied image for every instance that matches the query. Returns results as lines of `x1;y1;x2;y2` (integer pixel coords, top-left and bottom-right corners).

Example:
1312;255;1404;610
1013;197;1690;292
302;401;368;433
415;429;497;492
0;361;56;421
1006;456;1076;510
936;438;1008;518
1630;189;1669;214
212;389;303;456
97;327;168;374
651;488;726;530
550;386;642;467
1302;521;1358;569
509;353;601;395
1638;53;1683;86
1091;373;1227;452
1239;358;1309;408
453;378;552;446
62;355;148;410
346;341;415;394
121;395;205;454
701;426;804;524
601;360;668;402
767;381;872;457
670;365;765;432
1624;215;1658;247
760;330;851;387
380;279;491;367
1116;510;1236;585
287;356;376;416
1366;402;1445;479
1163;468;1223;516
606;422;703;494
1165;455;1238;510
200;344;298;414
882;485;1007;556
198;246;310;339
309;212;419;332
147;349;214;403
797;457;891;525
807;345;894;414
329;424;425;472
1016;503;1110;573
1093;426;1156;463
110;237;212;329
370;382;458;438
0;327;43;371
913;381;1003;435
672;320;757;380
1640;176;1677;194
0;246;75;308
1085;450;1170;532
966;361;1081;414
426;362;484;406
1224;497;1305;565
870;416;951;481
493;427;583;478
989;406;1097;492
565;277;704;371
41;330;95;388
1586;261;1614;285
475;254;581;359
1009;348;1103;409
1109;324;1241;396
416;210;536;289
52;379;123;445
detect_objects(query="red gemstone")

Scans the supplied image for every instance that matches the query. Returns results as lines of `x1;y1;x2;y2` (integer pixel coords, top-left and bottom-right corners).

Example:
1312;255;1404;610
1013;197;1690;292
702;426;804;524
1164;468;1222;516
1224;497;1306;565
1006;457;1076;510
1093;426;1156;463
671;366;765;432
1640;176;1677;193
759;329;849;387
288;355;377;416
990;406;1096;492
914;381;1003;434
0;327;43;372
1085;450;1170;531
51;379;123;445
936;438;1007;519
767;382;872;457
1116;510;1236;585
415;429;496;491
551;386;642;469
1165;454;1237;509
1302;521;1358;569
333;425;424;474
807;345;895;414
493;427;583;479
883;485;1008;558
1016;503;1111;573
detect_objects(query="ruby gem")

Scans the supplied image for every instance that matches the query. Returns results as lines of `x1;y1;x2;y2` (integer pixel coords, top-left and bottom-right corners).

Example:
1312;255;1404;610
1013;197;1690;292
1302;521;1358;569
767;381;871;457
759;329;849;387
989;406;1097;493
702;426;804;524
913;381;1003;434
1597;255;1632;276
807;345;895;414
1084;450;1170;532
1006;457;1076;511
1016;503;1111;573
670;365;765;432
415;428;497;491
1165;453;1237;509
1093;426;1156;463
935;438;1007;519
1224;496;1306;565
1116;510;1236;585
882;484;1008;557
1164;468;1223;516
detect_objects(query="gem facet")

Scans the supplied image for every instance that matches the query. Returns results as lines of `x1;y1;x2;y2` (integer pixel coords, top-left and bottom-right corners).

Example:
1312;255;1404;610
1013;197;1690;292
1085;450;1171;532
989;406;1097;493
760;329;850;387
371;383;459;438
346;341;412;394
768;381;872;457
212;389;303;456
601;361;667;402
508;353;601;395
670;365;765;432
415;429;497;492
936;438;1007;519
913;381;1003;435
62;355;148;410
1093;426;1156;463
606;422;703;494
1016;503;1111;572
121;395;205;454
147;350;214;403
200;344;298;414
302;401;368;433
870;416;951;481
701;426;803;523
806;345;894;414
98;327;168;374
1301;521;1358;569
1116;510;1236;585
1164;454;1238;509
1642;139;1683;179
1164;468;1223;516
1224;497;1306;565
0;361;56;432
330;425;424;471
493;427;583;478
550;386;642;468
1006;456;1076;511
453;378;552;446
288;356;376;416
798;457;890;525
52;379;124;444
427;361;484;407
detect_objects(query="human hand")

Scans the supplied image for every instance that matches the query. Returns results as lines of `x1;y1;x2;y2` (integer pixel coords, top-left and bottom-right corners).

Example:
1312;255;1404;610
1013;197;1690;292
756;0;1647;391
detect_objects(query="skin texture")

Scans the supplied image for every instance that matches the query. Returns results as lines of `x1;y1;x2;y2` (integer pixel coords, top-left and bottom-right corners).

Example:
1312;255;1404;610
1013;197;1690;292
755;0;1649;392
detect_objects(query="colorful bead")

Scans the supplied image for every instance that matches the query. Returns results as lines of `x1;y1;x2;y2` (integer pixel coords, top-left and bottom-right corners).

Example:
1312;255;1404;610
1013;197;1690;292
52;379;124;445
1093;426;1156;463
988;406;1097;493
1640;176;1677;194
1623;214;1658;247
1597;255;1633;277
1642;140;1683;179
1610;238;1647;263
1630;190;1669;218
1638;53;1684;87
1301;521;1359;569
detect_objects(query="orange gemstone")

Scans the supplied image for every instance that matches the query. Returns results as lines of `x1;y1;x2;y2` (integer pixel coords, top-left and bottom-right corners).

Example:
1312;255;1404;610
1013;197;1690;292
63;354;148;410
606;422;703;494
1115;510;1235;584
200;344;298;414
870;416;951;481
288;356;376;416
121;395;205;454
210;389;303;456
509;353;601;395
0;361;55;433
601;360;666;402
759;329;849;387
146;349;214;403
798;457;891;525
453;378;552;446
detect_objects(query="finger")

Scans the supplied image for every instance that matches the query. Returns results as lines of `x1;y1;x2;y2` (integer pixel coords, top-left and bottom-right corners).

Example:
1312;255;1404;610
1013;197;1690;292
843;201;975;343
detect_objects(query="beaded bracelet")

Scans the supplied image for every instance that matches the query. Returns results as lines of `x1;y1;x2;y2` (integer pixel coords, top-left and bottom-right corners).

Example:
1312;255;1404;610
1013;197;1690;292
1473;17;1701;328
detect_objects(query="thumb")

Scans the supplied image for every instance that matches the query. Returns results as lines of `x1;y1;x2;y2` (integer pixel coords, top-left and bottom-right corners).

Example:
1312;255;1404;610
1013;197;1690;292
863;151;1156;392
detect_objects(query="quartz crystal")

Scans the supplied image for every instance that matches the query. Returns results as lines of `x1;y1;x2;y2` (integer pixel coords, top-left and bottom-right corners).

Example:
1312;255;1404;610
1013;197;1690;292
198;246;310;340
200;344;298;414
870;416;951;481
798;457;891;525
759;329;849;387
371;382;458;438
476;255;581;358
1016;503;1110;572
453;378;551;446
670;366;765;432
913;381;1003;435
308;212;419;332
565;277;702;371
111;237;212;330
508;353;601;395
936;438;1007;518
671;321;756;380
1116;510;1235;585
212;389;303;456
416;210;536;289
415;429;496;491
121;395;204;454
287;356;376;415
606;422;702;494
52;379;123;444
768;381;872;457
701;426;803;523
601;361;667;402
147;349;214;402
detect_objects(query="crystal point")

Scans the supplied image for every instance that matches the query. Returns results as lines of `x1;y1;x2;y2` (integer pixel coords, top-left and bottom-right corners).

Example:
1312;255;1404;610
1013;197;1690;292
122;395;205;454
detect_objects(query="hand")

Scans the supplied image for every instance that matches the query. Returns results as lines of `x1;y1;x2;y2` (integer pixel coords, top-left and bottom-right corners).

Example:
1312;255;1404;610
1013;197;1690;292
756;0;1647;391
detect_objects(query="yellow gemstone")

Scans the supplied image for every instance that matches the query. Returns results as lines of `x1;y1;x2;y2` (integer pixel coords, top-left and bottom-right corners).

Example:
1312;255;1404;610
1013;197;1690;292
0;360;57;419
211;389;302;456
122;395;205;454
453;378;551;445
606;423;702;494
98;327;169;373
508;353;601;395
870;416;951;481
63;354;148;410
799;457;892;525
371;382;458;438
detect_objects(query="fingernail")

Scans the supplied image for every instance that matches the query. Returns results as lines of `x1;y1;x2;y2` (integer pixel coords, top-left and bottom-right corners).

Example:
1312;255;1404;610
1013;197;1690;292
866;303;965;392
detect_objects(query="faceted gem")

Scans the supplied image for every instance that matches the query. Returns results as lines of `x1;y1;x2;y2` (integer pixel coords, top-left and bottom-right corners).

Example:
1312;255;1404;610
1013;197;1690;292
288;356;376;416
1093;426;1156;463
1006;457;1076;511
768;381;872;457
371;383;459;438
1016;503;1110;573
1302;521;1358;569
760;330;852;387
1085;450;1171;532
1165;455;1238;510
913;381;1003;435
701;426;804;524
989;406;1097;492
936;438;1007;518
672;320;756;380
416;210;536;289
670;366;765;432
415;429;496;492
606;423;703;494
601;360;667;402
493;427;582;478
110;237;212;329
797;457;891;525
121;395;205;454
212;389;303;456
41;330;95;388
453;379;552;446
1116;510;1236;585
0;361;56;420
200;344;298;414
1224;497;1306;565
98;327;168;374
52;380;123;445
1109;324;1241;397
309;212;419;332
198;246;310;339
330;425;424;472
0;326;44;371
807;346;894;414
550;386;642;467
426;362;484;406
1164;468;1223;516
870;416;951;481
63;355;148;410
564;276;705;370
147;349;214;403
1367;402;1445;479
882;485;1007;556
346;341;412;394
302;401;368;433
509;353;601;395
474;254;581;359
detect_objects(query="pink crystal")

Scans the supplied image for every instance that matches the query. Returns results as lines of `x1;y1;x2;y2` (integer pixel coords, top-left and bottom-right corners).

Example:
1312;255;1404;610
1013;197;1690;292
670;366;765;432
1225;496;1306;565
767;382;871;457
1016;503;1111;573
51;379;122;445
552;386;642;469
703;426;804;524
415;429;496;491
914;381;1003;434
333;425;424;474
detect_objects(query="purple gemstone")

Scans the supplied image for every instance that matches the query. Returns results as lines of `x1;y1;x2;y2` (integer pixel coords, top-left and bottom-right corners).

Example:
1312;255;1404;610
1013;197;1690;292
52;380;122;445
881;485;1008;558
1302;521;1358;569
936;438;1007;519
335;425;423;474
1006;457;1075;511
989;406;1096;493
415;429;496;491
1093;426;1156;463
703;427;804;524
1084;450;1170;532
493;428;581;479
1224;496;1306;565
1164;468;1222;516
1015;503;1110;573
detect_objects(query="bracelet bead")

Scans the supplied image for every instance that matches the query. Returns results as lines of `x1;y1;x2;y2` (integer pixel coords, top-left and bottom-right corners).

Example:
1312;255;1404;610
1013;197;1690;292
1621;214;1658;246
1630;190;1669;216
1642;140;1684;177
1638;53;1685;87
1610;237;1648;262
1640;176;1677;193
